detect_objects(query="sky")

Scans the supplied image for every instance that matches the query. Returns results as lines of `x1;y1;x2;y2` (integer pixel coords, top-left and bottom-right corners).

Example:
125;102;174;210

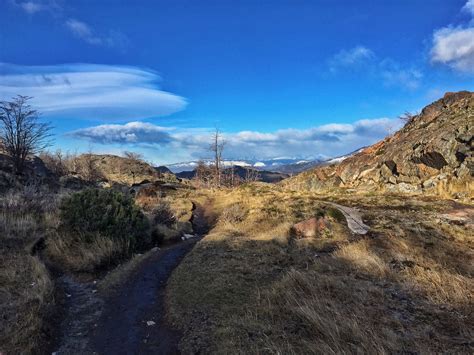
1;0;474;165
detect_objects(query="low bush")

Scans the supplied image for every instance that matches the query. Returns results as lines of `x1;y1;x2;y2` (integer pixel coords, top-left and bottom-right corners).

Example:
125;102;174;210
219;203;248;225
151;200;176;227
59;189;150;253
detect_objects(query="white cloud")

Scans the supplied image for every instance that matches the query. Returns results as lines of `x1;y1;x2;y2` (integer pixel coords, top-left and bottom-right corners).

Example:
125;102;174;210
431;27;474;73
69;122;173;145
0;63;187;120
68;117;403;161
329;46;375;72
463;0;474;15
430;1;474;73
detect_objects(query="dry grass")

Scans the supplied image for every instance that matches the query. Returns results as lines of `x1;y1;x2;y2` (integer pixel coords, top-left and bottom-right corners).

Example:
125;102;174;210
167;185;474;354
45;231;134;273
0;188;56;354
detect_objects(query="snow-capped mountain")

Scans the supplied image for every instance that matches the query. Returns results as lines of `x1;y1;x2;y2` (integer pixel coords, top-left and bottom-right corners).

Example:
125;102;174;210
165;149;365;174
166;157;326;173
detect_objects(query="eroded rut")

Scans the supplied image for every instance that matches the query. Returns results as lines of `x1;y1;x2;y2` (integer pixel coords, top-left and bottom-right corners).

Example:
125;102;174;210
54;201;211;355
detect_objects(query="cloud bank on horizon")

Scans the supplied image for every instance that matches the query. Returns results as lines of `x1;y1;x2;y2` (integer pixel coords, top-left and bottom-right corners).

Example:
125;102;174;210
69;118;403;162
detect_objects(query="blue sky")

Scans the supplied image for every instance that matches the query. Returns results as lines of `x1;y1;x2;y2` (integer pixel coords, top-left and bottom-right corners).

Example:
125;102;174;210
1;0;474;165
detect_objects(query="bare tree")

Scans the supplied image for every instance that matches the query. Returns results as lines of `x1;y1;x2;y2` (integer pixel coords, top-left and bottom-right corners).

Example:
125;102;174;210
76;150;103;182
123;151;144;162
39;149;69;176
399;111;418;126
244;167;260;183
209;127;225;186
0;96;52;174
194;160;213;188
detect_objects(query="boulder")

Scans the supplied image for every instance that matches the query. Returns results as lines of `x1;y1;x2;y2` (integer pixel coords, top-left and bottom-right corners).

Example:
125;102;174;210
291;217;328;238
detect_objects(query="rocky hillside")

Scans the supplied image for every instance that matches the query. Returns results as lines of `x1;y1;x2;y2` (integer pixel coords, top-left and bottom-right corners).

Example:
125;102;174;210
74;154;160;186
286;91;473;199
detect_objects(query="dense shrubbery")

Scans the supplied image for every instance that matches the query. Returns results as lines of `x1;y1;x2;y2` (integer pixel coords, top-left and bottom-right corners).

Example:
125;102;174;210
59;189;150;251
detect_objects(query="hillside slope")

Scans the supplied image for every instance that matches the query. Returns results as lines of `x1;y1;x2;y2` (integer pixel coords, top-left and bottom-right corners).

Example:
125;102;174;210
286;91;473;199
75;154;160;186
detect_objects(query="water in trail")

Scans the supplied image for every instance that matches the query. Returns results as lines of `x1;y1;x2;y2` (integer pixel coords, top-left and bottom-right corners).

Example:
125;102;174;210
53;201;212;355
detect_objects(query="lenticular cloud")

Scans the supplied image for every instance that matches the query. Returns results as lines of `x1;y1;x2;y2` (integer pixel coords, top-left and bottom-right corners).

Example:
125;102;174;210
0;63;187;120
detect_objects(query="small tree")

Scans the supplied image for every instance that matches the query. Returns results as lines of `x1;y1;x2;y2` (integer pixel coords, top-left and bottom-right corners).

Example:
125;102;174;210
0;96;52;174
244;167;260;183
399;111;418;126
194;160;213;188
123;151;144;162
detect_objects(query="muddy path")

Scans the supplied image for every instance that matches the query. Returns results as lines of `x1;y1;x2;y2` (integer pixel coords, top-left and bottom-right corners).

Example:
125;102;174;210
53;201;213;355
89;238;198;354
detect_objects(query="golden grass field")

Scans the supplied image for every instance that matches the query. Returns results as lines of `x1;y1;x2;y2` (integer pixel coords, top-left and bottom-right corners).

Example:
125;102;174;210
0;182;472;354
167;184;474;354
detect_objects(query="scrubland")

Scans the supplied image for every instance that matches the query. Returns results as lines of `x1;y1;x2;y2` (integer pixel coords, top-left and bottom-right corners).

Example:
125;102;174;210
1;179;472;354
0;183;195;354
167;184;473;354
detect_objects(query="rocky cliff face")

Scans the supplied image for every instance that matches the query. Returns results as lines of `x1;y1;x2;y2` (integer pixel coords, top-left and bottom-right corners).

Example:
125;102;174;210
286;91;473;199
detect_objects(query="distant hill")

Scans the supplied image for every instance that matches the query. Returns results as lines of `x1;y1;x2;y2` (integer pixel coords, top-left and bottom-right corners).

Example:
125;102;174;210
285;91;473;199
155;166;173;174
176;165;289;183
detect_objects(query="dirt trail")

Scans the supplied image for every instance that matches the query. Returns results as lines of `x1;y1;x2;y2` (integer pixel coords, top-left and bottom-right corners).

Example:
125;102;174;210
89;238;198;354
53;201;212;355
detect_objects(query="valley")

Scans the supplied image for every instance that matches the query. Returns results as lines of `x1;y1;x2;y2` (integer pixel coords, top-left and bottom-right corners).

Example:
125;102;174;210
0;91;472;354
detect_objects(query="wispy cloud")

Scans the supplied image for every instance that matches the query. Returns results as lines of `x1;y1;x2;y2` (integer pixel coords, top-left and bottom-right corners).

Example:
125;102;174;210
0;63;187;120
65;18;129;49
68;117;403;161
65;19;101;45
20;1;44;14
328;46;423;90
380;60;423;90
328;46;375;72
11;1;128;49
430;1;474;74
11;0;62;15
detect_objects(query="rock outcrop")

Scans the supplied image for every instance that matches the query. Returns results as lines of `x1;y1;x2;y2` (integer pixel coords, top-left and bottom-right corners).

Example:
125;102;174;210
286;91;473;199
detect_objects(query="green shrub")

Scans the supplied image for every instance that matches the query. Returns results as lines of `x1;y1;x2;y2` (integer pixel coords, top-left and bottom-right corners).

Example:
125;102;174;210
59;189;149;251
